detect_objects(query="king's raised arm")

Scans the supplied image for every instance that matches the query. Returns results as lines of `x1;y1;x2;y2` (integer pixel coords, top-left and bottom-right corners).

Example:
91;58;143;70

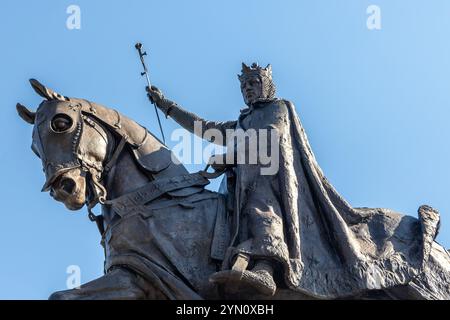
146;86;236;146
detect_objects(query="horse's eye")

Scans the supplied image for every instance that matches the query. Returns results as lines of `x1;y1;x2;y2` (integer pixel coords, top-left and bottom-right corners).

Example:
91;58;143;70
51;114;73;132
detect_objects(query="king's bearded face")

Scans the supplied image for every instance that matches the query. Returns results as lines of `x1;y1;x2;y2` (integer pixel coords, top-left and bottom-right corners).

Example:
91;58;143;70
241;76;263;105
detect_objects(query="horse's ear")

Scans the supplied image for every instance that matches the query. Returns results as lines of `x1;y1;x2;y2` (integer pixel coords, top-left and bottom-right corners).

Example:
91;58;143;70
16;103;36;124
29;79;69;101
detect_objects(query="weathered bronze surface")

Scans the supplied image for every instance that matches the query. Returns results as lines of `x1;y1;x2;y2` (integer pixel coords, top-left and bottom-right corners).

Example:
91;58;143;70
17;65;450;299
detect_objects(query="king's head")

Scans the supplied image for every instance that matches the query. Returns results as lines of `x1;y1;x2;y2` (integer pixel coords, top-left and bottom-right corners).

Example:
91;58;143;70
238;62;276;106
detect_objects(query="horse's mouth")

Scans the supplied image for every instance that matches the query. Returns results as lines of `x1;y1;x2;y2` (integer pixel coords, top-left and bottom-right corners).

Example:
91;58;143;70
48;169;87;211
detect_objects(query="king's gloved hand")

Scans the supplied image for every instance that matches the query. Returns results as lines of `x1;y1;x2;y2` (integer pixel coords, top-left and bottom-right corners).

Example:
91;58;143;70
146;85;175;116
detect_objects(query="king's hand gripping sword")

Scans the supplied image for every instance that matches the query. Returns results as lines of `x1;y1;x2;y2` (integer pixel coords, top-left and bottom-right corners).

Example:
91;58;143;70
135;42;166;144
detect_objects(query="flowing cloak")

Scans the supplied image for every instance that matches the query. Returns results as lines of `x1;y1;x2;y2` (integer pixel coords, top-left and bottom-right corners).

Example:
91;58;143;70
226;98;444;299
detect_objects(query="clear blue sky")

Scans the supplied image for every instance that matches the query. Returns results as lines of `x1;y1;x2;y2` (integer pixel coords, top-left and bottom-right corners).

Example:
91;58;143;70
1;0;449;299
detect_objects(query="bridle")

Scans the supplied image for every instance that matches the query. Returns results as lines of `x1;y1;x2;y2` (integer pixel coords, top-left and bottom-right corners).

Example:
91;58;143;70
75;111;129;235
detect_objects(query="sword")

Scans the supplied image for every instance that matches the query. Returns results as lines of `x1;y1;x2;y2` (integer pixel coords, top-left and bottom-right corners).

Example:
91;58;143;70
135;42;166;144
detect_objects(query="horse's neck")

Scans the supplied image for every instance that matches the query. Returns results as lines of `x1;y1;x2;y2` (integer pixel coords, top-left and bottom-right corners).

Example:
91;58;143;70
105;149;150;199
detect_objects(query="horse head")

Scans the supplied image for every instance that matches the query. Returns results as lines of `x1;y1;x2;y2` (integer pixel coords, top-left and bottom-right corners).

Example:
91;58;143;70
17;79;179;213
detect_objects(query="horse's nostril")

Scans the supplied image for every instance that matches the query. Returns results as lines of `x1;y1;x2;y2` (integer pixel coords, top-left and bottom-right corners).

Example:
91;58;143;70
59;178;76;195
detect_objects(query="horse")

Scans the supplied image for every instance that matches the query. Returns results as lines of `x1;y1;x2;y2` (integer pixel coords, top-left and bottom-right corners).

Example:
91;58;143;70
17;79;450;300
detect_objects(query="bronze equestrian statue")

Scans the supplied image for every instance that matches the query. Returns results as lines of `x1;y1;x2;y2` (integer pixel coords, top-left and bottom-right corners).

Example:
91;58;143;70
17;64;450;299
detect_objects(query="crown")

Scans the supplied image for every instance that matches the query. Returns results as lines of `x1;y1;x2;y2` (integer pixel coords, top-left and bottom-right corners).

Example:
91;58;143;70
238;62;272;82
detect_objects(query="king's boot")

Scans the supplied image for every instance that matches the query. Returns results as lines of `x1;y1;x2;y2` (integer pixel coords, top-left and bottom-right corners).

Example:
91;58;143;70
209;254;277;296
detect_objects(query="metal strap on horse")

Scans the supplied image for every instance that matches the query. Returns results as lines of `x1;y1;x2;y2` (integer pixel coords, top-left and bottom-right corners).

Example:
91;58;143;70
88;205;105;236
104;135;128;173
104;172;210;217
86;131;128;235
